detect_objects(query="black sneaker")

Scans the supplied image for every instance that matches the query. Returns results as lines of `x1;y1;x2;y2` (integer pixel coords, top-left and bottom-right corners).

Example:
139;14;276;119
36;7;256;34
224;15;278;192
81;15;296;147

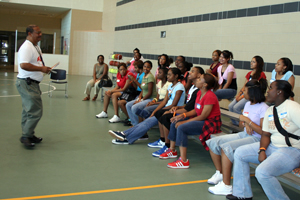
226;194;252;200
29;135;43;143
123;120;132;126
108;130;126;141
20;137;35;148
138;133;149;140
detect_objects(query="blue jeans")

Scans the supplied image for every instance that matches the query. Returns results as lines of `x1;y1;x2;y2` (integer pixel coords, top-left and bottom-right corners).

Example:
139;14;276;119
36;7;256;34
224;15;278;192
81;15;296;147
168;120;204;147
228;98;248;125
232;142;300;199
124;116;158;144
126;99;152;126
206;131;260;162
214;88;237;100
137;104;159;119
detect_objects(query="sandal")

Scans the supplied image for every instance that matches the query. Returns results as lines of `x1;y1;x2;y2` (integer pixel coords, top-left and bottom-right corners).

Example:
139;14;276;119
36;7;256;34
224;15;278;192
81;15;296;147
82;96;90;101
92;95;98;101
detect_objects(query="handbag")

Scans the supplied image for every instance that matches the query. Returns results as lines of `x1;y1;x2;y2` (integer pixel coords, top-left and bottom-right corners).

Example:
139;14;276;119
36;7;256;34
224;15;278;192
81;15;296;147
98;75;112;88
119;86;139;101
273;106;300;147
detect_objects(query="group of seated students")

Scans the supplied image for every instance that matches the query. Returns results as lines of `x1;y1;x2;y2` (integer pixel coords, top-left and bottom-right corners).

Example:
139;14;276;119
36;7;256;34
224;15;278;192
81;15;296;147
86;48;299;200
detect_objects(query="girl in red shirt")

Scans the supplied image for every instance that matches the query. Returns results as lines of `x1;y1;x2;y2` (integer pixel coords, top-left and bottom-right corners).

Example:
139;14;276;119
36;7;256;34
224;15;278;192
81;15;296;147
96;63;135;121
229;56;266;126
159;74;221;169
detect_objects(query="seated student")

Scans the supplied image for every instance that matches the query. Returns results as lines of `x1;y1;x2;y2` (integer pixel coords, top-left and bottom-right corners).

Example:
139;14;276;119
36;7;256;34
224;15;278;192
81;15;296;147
125;61;156;126
128;52;142;76
177;61;193;92
214;50;237;100
227;80;300;200
108;68;185;145
206;79;268;196
148;66;204;154
159;74;221;169
175;55;185;68
137;67;170;120
118;60;144;124
229;56;266;126
126;48;145;65
83;55;108;101
206;50;221;77
96;63;136;122
270;57;295;100
155;54;170;82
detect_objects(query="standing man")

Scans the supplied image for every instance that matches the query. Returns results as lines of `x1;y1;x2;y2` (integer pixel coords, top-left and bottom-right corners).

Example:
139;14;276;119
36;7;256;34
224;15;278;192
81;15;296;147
16;25;51;148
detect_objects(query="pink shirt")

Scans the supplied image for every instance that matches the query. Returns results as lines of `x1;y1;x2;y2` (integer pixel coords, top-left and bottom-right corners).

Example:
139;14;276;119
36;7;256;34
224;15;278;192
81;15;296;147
217;64;237;85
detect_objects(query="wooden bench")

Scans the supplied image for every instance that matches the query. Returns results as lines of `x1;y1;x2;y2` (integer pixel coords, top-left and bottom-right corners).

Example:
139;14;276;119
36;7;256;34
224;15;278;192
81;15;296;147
220;109;244;133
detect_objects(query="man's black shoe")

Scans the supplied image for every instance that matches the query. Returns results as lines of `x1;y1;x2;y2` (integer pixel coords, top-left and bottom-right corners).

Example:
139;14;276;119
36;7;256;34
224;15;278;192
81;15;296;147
29;135;43;143
20;137;35;148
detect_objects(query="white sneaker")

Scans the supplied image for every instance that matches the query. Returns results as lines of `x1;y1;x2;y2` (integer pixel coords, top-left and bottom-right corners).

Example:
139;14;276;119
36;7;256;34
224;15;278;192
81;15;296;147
208;181;232;195
207;170;223;185
112;139;129;145
109;115;121;123
96;111;108;118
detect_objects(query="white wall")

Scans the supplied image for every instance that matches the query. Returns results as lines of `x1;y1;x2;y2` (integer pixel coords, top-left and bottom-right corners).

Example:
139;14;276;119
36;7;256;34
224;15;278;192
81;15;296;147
7;0;104;12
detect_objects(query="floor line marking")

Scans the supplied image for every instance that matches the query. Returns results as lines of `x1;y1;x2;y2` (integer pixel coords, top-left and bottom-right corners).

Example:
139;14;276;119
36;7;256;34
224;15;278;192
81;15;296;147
0;179;207;200
0;175;256;200
0;79;56;97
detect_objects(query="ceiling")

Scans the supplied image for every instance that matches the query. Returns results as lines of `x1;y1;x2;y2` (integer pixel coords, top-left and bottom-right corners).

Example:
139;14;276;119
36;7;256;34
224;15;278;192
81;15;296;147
0;2;70;18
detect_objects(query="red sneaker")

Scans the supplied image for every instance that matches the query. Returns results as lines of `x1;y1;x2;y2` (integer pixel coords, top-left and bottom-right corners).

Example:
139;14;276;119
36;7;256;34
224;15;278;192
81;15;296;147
159;148;178;159
167;157;189;169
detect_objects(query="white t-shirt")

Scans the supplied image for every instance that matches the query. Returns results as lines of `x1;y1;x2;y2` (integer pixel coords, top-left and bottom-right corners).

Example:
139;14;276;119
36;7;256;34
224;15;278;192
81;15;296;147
262;100;300;149
129;56;145;63
242;101;269;138
156;81;171;100
17;40;44;82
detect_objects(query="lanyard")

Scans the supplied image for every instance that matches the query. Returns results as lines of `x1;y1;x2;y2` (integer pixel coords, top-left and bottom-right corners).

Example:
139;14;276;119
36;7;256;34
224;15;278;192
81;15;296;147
34;45;45;66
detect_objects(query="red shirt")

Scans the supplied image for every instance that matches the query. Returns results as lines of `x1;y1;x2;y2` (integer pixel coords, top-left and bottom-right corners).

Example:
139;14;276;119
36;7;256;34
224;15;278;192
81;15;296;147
116;71;135;89
245;71;266;81
194;90;221;119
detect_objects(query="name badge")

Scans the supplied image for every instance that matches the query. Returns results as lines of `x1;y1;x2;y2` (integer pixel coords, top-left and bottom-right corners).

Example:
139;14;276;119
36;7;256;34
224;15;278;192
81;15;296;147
268;114;274;121
141;83;146;86
117;79;120;82
196;104;201;109
243;111;249;117
168;89;171;94
280;112;287;119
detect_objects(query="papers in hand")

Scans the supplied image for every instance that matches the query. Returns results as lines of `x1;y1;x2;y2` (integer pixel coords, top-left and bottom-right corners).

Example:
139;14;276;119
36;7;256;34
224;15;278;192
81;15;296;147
44;62;60;76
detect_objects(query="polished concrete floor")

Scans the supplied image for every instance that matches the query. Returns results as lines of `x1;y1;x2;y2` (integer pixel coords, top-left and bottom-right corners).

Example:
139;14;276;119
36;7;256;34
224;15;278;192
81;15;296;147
0;71;299;200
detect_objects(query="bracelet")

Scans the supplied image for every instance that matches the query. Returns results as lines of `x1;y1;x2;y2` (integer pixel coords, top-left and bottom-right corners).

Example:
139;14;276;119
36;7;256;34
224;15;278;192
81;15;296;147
153;98;158;102
136;98;140;101
141;99;144;102
183;113;186;118
249;121;253;126
259;147;266;151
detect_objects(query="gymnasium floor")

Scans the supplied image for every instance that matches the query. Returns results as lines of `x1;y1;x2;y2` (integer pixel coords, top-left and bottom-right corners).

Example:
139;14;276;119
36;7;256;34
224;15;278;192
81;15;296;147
0;71;299;200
